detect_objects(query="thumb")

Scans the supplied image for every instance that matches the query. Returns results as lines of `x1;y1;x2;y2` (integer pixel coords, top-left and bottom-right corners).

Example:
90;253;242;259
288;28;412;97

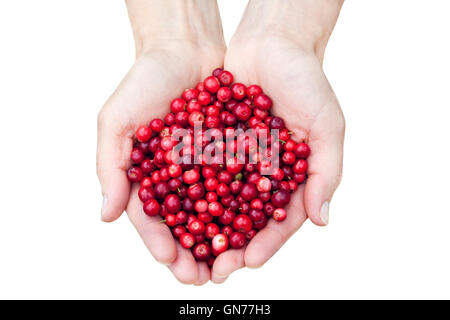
96;109;132;222
304;106;345;226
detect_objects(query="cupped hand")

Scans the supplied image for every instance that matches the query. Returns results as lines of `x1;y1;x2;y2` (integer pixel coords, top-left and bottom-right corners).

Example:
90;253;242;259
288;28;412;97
211;35;345;283
97;42;224;285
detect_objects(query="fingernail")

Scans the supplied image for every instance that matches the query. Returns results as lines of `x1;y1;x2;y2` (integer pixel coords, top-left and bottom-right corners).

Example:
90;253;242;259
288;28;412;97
101;195;107;219
320;201;329;225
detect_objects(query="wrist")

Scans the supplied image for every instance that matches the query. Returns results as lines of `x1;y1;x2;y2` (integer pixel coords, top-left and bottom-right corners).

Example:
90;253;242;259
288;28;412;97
233;0;343;60
126;0;225;57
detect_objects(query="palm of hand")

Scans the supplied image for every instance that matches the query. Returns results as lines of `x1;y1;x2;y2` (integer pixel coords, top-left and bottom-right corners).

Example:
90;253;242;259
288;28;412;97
209;36;345;283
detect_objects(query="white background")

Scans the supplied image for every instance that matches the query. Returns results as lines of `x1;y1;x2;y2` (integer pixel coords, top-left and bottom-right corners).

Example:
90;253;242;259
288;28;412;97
0;0;449;299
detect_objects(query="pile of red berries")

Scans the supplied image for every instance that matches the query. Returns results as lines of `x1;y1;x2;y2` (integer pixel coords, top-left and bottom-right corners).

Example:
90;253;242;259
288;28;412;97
127;68;310;266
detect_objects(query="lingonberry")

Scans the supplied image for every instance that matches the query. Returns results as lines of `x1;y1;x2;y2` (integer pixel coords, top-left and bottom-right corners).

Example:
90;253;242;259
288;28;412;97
218;209;235;225
135;125;152;143
172;225;186;238
218;70;233;86
127;68;311;265
183;169;200;184
198;91;212;105
143;198;160;216
205;223;220;239
230;83;246;100
240;183;258;201
192;243;212;261
138;187;155;203
203;76;221;93
188;220;205;235
208;201;224;217
164;194;181;214
222;225;233;237
127;167;143;183
212;234;229;256
271;190;291;208
187;183;205;200
233;103;252;121
212;68;223;77
233;214;253;233
130;148;145;164
293;158;308;174
197;212;213;223
253;94;272;110
273;208;287;222
180;233;195;249
217;87;232;102
246;85;263;99
150;118;165;132
182;88;199;101
294;142;311;158
229;232;246;249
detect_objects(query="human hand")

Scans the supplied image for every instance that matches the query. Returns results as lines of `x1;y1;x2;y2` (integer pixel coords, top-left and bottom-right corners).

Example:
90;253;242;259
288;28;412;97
210;0;345;283
97;0;225;285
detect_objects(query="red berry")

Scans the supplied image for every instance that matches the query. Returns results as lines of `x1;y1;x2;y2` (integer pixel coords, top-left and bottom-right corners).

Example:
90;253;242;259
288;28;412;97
194;199;208;213
136;125;152;143
233;214;253;233
246;85;263;98
127;167;143;183
294;142;311;158
230;83;247;100
273;208;287;222
212;234;229;256
229;232;246;249
218;70;233;86
180;233;195;248
205;223;220;239
130;148;145;164
143;198;160;216
208;201;224;217
192;243;211;261
271;190;291;208
150;119;165;132
256;177;271;192
254;94;272;110
164;194;181;214
188;219;206;235
182;88;199;101
233;103;252;121
203;76;221;93
293;159;308;174
138;187;155;202
217;87;232;102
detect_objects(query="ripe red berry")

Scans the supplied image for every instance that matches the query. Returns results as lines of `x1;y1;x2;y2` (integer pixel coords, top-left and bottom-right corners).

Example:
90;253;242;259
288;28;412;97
218;70;234;86
127;167;143;183
246;85;262;98
254;94;272;110
136;125;152;143
205;223;220;239
229;232;246;249
273;208;287;222
230;83;247;100
188;219;206;235
143;198;160;216
233;214;253;233
203;76;221;93
212;234;229;256
294;142;311;158
180;233;195;249
293;159;308;174
192;243;211;261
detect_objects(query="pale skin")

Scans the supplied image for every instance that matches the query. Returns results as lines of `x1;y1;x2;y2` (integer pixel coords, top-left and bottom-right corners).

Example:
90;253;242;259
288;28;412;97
97;0;345;285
